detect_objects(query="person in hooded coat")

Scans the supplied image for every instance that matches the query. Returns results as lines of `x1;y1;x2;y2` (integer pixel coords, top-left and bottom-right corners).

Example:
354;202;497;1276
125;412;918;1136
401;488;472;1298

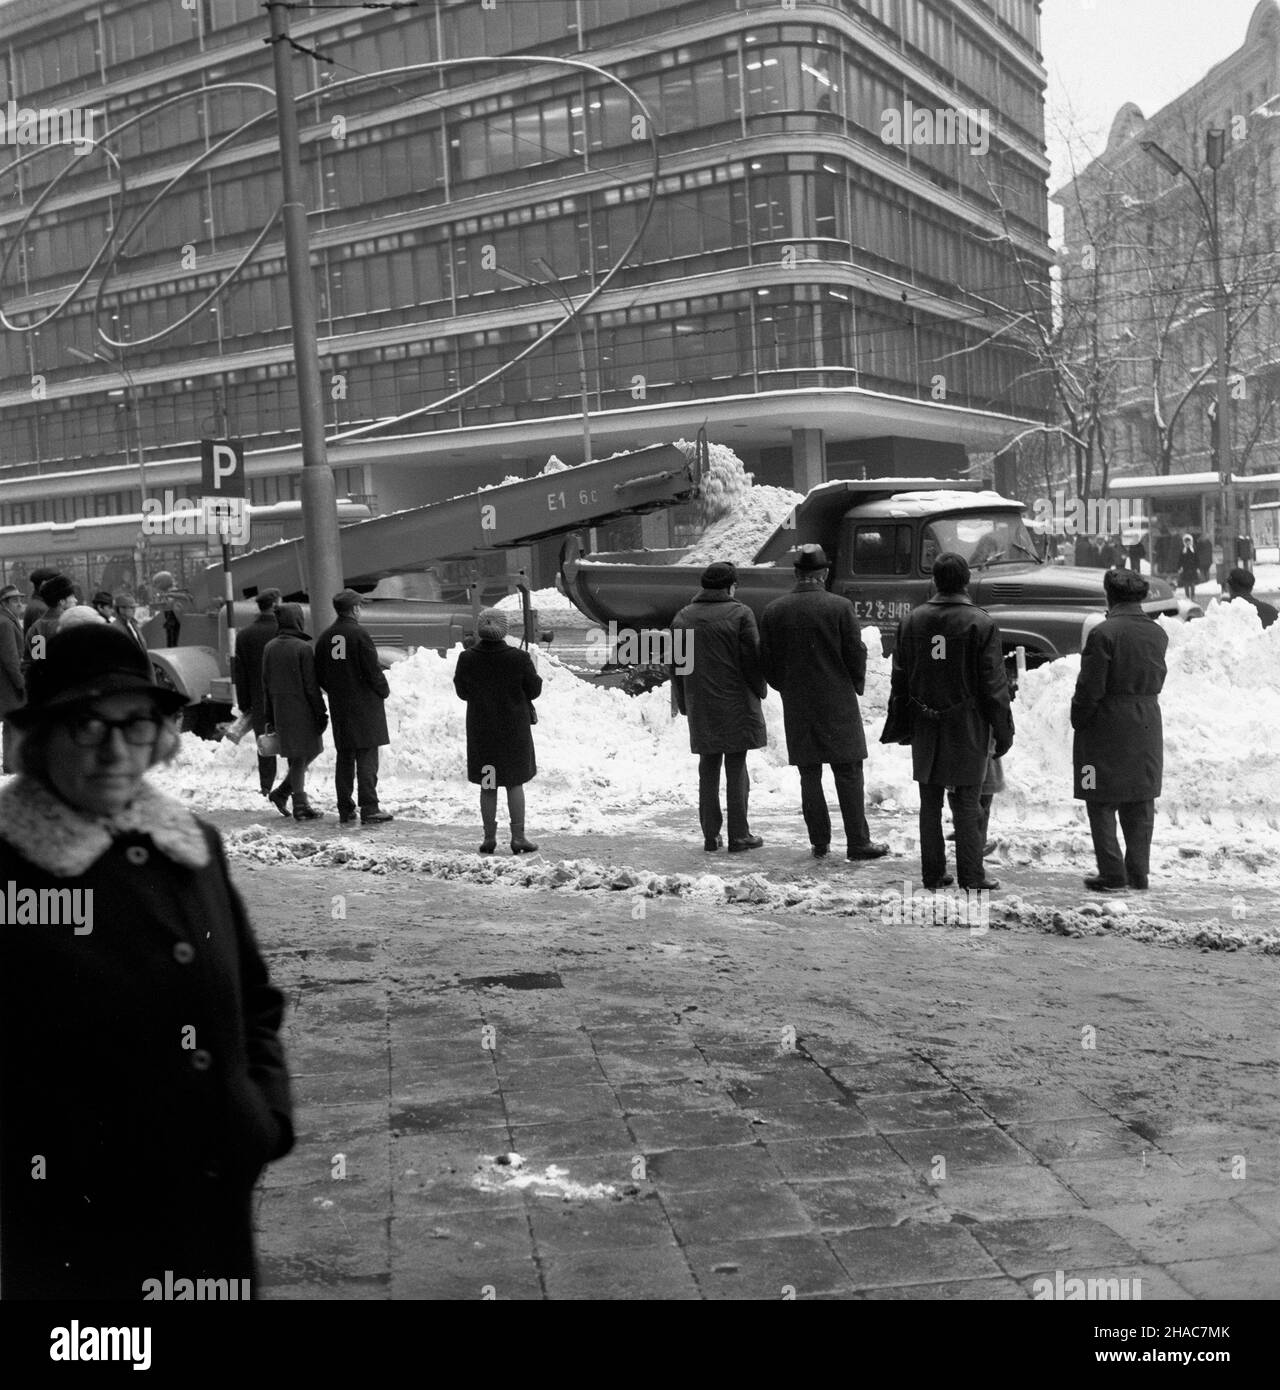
232;588;280;797
672;561;768;852
1176;535;1201;599
261;603;328;820
453;608;542;854
0;625;294;1300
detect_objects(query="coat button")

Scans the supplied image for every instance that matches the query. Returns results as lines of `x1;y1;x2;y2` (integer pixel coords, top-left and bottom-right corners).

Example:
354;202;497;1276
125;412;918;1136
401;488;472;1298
173;942;196;964
202;1160;222;1180
125;845;149;866
191;1049;213;1071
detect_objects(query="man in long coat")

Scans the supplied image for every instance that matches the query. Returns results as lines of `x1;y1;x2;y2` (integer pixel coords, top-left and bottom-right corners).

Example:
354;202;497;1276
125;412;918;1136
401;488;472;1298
232;588;281;797
314;588;393;826
1071;567;1168;891
882;553;1013;890
0;583;25;773
760;544;888;861
672;561;767;852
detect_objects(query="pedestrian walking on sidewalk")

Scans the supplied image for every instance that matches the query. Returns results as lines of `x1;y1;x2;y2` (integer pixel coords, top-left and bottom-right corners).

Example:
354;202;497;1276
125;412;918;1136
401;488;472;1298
672;560;768;853
760;543;888;862
882;553;1013;891
453;607;542;854
261;603;328;820
315;588;394;826
232;589;280;797
0;624;294;1299
1071;567;1167;892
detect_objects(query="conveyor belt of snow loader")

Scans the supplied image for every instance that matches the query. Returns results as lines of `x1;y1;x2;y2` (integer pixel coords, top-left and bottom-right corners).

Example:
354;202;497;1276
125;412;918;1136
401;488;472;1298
214;444;700;596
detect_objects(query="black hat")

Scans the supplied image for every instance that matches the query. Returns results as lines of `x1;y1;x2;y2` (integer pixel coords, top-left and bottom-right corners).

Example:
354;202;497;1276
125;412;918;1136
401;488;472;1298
700;561;737;590
333;588;365;613
38;575;76;608
792;543;830;572
92;590;114;608
9;624;187;729
29;567;59;592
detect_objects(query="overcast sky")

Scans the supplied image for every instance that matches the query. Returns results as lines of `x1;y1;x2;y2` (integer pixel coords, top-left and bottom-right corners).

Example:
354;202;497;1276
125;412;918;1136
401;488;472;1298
1042;0;1271;185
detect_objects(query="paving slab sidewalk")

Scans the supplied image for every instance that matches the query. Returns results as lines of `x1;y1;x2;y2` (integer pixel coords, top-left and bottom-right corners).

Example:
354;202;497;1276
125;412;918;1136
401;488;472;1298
217;817;1280;1301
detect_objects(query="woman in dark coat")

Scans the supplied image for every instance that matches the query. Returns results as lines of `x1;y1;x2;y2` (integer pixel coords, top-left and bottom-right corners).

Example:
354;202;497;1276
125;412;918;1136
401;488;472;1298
453;608;542;854
0;625;294;1300
261;602;328;820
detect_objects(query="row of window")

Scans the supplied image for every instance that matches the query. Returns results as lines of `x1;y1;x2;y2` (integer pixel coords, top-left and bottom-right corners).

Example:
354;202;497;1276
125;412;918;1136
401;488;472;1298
6;152;1047;391
2;285;1041;474
5;0;1041;109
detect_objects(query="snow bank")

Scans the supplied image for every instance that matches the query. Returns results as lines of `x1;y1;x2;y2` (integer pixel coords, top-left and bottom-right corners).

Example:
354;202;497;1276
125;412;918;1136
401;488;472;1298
674;439;801;566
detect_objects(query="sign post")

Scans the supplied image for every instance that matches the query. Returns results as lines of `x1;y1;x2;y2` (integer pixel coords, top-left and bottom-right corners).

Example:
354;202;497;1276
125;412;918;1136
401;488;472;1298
201;439;247;650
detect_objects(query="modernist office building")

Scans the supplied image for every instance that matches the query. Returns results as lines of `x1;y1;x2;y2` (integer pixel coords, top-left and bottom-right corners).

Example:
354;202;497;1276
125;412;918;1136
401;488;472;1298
0;0;1051;586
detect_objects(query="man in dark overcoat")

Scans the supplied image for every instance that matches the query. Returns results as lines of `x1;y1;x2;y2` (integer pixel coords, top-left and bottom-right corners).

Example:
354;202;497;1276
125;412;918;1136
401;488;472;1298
1225;568;1278;629
672;560;768;852
1071;567;1168;891
314;588;393;826
233;588;281;797
760;544;889;861
882;553;1013;890
0;583;25;773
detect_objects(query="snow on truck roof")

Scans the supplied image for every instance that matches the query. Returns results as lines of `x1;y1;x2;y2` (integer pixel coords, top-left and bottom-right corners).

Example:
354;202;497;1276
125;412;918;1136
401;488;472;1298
851;490;1021;518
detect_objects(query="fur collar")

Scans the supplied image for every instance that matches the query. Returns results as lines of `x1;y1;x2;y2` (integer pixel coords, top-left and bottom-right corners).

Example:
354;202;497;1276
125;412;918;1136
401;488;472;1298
0;775;210;877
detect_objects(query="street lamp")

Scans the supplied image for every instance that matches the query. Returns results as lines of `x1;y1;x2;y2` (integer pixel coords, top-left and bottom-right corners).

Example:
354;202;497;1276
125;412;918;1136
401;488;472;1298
68;344;149;575
1141;131;1239;577
496;259;593;465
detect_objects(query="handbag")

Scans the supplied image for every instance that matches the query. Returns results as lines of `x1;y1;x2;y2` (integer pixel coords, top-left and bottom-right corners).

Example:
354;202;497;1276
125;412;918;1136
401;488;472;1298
222;710;253;745
257;729;281;757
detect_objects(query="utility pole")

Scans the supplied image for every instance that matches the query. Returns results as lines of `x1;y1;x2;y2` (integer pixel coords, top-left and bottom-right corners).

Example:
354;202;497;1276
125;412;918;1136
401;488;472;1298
266;0;344;615
1206;128;1236;578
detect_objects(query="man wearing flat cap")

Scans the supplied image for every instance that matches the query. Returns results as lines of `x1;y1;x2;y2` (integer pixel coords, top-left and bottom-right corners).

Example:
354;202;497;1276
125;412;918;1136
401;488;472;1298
0;583;25;772
314;588;393;826
760;544;889;862
672;560;768;853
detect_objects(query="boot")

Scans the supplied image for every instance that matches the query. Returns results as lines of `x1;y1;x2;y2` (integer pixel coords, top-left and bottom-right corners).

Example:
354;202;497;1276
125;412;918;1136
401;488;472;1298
479;799;497;855
292;792;323;821
268;782;291;817
509;807;537;855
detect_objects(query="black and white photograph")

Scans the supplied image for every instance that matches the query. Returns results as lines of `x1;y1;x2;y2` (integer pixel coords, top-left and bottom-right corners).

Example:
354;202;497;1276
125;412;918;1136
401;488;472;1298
0;0;1276;1359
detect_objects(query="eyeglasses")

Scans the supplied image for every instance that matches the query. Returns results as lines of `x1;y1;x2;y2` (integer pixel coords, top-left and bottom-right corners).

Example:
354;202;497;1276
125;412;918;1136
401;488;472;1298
67;714;163;748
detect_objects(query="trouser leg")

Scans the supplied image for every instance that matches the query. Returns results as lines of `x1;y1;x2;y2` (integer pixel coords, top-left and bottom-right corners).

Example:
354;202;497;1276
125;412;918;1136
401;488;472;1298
831;760;870;848
978;793;993;844
335;748;356;816
1118;799;1155;885
2;720;17;774
1086;802;1126;883
256;753;277;796
698;753;724;842
950;783;985;887
798;764;831;847
355;746;379;812
919;783;947;886
724;750;749;842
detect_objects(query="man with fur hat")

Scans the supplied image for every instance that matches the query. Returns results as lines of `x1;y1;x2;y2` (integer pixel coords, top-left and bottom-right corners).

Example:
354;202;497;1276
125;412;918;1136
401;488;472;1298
22;567;60;635
314;588;393;826
671;560;768;852
760;544;889;862
0;582;25;772
22;574;78;677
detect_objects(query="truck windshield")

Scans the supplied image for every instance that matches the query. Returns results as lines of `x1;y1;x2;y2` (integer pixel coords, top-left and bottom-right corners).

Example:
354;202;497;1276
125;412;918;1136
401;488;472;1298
921;514;1041;571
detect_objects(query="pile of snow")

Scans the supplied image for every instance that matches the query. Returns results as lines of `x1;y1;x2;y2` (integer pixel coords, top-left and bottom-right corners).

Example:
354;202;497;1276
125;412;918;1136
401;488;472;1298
674;440;801;566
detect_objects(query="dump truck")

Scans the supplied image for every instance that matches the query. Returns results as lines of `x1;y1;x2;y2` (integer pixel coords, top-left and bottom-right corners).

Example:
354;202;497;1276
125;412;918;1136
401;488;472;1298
153;442;704;733
559;478;1199;667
